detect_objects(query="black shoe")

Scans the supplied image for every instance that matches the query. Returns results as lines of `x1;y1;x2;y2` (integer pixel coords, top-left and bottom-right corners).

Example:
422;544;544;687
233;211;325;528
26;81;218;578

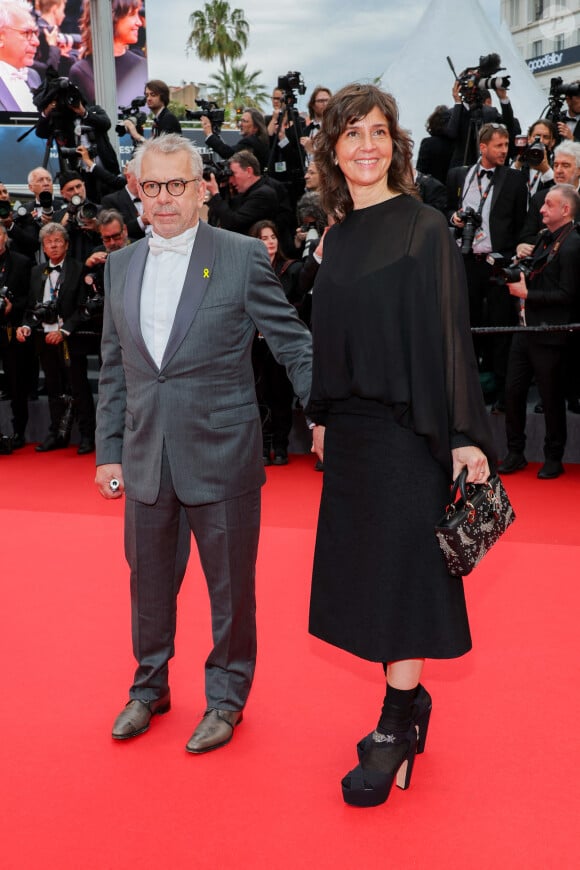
567;400;580;414
314;459;324;472
111;692;171;740
498;452;527;474
11;434;25;450
35;434;67;452
77;439;95;455
272;448;288;466
537;460;564;479
263;448;272;466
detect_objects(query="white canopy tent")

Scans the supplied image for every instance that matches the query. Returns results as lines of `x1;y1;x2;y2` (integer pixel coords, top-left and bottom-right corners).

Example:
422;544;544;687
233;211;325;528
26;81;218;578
382;0;548;154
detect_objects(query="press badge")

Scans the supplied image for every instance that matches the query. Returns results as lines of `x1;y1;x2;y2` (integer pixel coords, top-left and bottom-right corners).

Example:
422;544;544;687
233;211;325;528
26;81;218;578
274;161;287;172
474;228;487;244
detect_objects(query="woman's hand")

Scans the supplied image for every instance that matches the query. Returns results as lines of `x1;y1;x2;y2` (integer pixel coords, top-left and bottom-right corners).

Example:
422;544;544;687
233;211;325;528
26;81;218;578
451;445;489;484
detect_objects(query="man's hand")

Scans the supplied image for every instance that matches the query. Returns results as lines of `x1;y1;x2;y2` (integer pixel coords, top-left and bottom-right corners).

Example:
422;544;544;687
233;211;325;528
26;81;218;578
557;121;573;140
200;115;212;137
45;330;64;345
311;425;325;462
85;251;108;268
507;272;528;299
516;243;534;259
95;463;125;499
16;326;30;342
452;80;462;104
76;144;94;170
205;172;219;198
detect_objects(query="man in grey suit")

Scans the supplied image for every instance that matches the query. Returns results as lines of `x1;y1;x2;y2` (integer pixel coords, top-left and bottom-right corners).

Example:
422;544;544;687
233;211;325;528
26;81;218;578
95;134;312;753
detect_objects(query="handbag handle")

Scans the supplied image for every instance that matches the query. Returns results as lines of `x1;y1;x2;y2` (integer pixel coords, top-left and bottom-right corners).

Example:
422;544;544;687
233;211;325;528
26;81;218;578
449;467;470;505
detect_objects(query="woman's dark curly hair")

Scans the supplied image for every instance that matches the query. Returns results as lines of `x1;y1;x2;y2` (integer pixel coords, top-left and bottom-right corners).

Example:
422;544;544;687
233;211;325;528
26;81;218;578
315;83;416;220
79;0;141;57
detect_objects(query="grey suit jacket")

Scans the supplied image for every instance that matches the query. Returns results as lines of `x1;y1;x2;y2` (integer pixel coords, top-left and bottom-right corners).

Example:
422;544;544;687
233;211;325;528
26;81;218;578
96;220;312;505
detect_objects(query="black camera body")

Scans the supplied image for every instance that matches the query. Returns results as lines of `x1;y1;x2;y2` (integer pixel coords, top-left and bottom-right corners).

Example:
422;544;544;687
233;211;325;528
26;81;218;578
116;96;147;136
186;99;225;134
201;153;232;185
546;76;580;126
500;256;534;284
33;73;84;115
456;206;483;255
30;299;59;325
80;272;105;322
451;53;510;106
0;200;11;220
515;134;546;168
277;71;306;108
66;194;99;225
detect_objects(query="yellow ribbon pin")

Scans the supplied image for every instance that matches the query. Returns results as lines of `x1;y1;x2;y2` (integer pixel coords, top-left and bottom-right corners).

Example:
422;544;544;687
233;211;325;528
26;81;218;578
203;268;210;279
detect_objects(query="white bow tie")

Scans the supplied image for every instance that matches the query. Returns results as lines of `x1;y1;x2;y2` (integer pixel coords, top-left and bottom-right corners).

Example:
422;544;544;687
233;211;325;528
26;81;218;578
10;68;29;82
148;237;190;256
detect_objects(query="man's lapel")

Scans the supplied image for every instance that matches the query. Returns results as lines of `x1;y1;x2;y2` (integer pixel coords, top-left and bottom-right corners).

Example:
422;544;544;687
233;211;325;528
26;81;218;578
122;239;157;369
160;220;216;371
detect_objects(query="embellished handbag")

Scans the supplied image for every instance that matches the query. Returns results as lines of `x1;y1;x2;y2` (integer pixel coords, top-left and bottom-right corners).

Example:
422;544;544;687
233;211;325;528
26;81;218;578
435;469;515;576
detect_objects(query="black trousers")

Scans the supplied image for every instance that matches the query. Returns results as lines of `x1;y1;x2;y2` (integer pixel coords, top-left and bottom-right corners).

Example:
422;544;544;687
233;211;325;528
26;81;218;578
124;449;261;711
252;335;294;450
35;332;96;439
505;333;567;460
0;326;35;437
462;254;516;395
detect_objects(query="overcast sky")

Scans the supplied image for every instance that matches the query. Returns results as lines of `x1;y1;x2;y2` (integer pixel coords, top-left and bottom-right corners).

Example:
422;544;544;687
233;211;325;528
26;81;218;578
146;0;502;110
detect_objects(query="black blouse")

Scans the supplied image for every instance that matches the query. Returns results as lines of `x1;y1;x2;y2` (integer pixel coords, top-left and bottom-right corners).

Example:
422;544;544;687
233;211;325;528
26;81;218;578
306;195;496;473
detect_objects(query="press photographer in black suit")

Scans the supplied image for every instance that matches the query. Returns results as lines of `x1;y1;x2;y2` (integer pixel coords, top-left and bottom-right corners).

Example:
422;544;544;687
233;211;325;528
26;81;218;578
0;224;33;448
201;108;269;171
124;80;182;144
16;223;95;454
447;122;528;409
499;184;580;480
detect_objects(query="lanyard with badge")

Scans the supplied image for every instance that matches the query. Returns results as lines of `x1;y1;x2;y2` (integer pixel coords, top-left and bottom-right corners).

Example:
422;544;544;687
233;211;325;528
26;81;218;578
461;167;495;245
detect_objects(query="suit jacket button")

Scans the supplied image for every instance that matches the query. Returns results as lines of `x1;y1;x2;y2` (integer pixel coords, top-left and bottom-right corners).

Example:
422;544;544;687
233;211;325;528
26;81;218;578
158;376;166;383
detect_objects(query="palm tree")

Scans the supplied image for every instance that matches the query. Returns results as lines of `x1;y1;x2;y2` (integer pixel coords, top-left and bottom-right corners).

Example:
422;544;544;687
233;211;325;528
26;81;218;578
209;63;268;114
186;1;249;105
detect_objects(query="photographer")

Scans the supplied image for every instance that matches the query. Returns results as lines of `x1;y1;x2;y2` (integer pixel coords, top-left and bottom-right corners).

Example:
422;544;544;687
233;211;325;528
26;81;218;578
299;86;331;160
35;74;120;180
512;119;556;198
0;223;33;448
0;181;39;261
206;150;278;235
498;185;580;480
16;222;95;453
555;83;580;142
53;171;101;263
201;108;269;171
124;80;182;144
266;105;306;212
447;122;527;411
445;53;516;168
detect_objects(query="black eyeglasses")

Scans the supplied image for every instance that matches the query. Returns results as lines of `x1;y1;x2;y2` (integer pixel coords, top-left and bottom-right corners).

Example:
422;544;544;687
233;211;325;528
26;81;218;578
140;178;201;197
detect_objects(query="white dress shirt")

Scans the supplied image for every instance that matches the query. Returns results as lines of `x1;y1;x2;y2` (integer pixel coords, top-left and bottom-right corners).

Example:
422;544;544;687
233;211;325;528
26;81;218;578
140;225;198;368
0;61;36;111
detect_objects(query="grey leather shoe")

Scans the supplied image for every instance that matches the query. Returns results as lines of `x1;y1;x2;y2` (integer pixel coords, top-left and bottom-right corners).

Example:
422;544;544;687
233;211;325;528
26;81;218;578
185;708;243;754
111;693;171;740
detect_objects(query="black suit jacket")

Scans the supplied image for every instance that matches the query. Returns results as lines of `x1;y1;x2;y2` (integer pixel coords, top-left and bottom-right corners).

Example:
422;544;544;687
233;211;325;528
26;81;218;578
0;249;32;327
525;225;580;342
447;164;528;257
23;257;85;335
152;108;182;137
207;177;278;234
100;186;145;240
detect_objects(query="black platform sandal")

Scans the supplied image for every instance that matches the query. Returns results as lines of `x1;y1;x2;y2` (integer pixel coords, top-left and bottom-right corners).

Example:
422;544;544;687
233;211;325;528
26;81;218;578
341;723;418;808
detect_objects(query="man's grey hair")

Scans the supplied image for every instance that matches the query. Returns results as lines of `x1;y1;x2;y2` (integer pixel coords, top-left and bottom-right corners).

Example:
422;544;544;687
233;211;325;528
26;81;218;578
554;141;580;168
39;222;69;243
97;208;125;228
27;166;52;185
549;183;580;218
132;134;203;180
0;1;34;28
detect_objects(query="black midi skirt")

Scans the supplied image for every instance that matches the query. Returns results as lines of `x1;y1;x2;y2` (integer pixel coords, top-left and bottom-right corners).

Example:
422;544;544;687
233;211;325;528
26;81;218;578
309;400;472;662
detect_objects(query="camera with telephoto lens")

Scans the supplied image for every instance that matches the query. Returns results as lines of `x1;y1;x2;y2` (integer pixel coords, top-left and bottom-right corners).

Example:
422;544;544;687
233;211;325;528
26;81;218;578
30;299;59;325
456;206;483;255
0;200;11;220
58;127;97;162
116;96;147;136
32;72;84;115
66;194;99;225
186;99;225;133
0;286;13;315
449;53;510;107
514;134;546;168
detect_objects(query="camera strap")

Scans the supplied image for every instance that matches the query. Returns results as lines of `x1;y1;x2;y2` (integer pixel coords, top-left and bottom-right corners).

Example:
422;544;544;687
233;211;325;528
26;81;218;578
529;222;575;280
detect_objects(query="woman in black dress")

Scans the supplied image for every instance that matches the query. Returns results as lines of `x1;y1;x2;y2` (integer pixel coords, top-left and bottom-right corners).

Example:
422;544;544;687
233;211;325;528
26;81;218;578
307;84;496;807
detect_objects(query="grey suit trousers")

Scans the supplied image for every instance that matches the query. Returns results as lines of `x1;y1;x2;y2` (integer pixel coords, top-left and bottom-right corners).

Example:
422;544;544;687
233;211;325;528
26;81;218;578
124;448;260;711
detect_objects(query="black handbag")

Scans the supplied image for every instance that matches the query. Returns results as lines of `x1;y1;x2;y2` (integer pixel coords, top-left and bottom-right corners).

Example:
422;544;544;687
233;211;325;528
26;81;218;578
435;469;515;576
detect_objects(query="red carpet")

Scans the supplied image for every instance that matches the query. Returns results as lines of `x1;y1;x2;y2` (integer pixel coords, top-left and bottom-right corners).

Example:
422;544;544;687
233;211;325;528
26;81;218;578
1;448;579;869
